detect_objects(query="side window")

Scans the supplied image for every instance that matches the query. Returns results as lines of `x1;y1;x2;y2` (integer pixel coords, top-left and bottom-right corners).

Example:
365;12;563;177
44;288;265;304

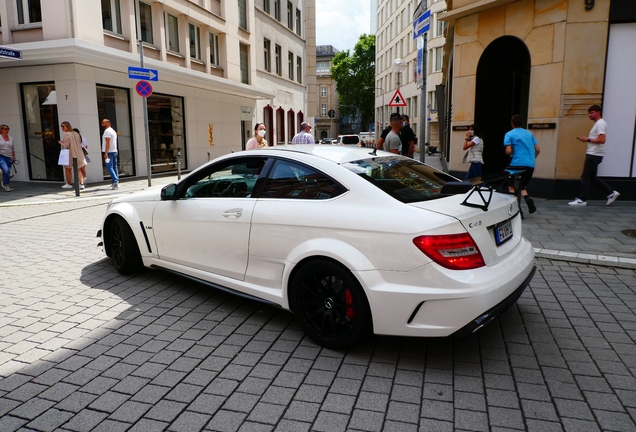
184;158;266;198
257;160;346;200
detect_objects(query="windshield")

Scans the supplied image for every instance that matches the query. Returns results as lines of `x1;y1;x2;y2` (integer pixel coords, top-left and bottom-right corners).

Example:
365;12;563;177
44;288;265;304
342;156;457;203
341;136;360;145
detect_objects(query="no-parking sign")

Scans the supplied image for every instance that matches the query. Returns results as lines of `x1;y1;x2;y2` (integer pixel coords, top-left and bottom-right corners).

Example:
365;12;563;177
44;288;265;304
136;80;153;98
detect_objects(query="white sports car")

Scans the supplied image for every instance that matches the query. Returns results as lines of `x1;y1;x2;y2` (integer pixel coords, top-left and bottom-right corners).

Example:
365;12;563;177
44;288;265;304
98;145;535;348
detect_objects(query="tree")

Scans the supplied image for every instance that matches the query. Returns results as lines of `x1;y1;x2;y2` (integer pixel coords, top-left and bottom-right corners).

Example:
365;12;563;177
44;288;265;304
330;34;375;133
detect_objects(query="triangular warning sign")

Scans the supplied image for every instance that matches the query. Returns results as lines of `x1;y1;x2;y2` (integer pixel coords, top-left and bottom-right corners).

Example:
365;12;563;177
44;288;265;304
388;89;407;107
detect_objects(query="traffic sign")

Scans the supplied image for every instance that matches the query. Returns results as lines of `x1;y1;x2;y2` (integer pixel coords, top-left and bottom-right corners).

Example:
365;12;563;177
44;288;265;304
413;10;431;39
388;89;407;107
327;109;336;119
136;80;153;98
0;46;22;60
128;66;158;81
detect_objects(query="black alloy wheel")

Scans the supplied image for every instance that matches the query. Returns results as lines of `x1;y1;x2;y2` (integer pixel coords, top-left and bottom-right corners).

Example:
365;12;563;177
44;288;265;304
110;216;143;275
290;259;371;349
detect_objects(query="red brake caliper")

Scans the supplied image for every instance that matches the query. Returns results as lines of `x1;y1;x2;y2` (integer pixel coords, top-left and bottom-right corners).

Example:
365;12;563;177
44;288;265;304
345;289;355;320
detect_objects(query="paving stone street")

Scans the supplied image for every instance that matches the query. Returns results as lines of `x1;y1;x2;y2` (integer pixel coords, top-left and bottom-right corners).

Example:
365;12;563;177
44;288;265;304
1;180;635;431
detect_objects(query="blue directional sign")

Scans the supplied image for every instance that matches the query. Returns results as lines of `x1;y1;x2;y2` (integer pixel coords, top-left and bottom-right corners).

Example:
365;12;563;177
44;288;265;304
0;46;23;60
128;66;158;81
413;10;431;39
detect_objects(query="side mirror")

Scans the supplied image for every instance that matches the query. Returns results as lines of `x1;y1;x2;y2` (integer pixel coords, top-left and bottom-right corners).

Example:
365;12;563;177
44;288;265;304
161;183;178;200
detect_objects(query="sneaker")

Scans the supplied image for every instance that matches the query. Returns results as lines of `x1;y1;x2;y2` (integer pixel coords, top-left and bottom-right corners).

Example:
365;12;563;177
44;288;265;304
606;191;620;206
62;184;73;189
79;184;85;190
526;197;537;214
4;185;13;192
568;198;587;207
113;182;119;189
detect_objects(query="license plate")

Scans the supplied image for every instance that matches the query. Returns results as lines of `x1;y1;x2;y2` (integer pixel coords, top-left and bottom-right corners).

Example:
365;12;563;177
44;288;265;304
494;220;513;246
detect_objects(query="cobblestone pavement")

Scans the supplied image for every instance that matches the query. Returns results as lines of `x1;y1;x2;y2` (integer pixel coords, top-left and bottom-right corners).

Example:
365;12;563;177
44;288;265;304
0;186;635;431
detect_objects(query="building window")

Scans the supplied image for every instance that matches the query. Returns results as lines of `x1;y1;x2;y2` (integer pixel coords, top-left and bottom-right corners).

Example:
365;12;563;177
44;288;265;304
238;0;247;30
296;56;302;84
17;0;42;25
321;104;327;116
288;51;294;80
134;1;153;44
264;39;271;72
96;85;135;179
102;0;122;34
275;44;282;76
274;0;281;21
428;91;437;111
316;61;330;74
189;24;201;60
209;32;220;66
435;12;447;38
146;93;185;174
287;2;293;30
295;9;301;36
434;47;443;72
263;0;270;14
240;43;249;84
321;87;327;97
165;13;180;53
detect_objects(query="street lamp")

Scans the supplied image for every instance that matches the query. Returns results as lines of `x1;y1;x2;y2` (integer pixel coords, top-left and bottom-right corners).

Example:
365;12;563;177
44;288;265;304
392;58;406;114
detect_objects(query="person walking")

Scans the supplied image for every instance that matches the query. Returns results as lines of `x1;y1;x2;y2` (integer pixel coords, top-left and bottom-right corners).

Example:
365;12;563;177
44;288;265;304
504;114;540;214
73;128;89;184
291;122;314;144
101;118;119;189
462;123;484;180
569;105;620;207
246;123;268;150
0;124;16;192
383;113;403;154
59;121;86;189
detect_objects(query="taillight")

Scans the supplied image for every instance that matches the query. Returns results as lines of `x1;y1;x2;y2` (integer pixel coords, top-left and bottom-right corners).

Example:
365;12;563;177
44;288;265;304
413;233;485;270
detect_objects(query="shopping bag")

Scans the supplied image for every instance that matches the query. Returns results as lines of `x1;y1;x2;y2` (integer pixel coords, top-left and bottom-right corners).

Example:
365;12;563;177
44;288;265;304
58;149;70;166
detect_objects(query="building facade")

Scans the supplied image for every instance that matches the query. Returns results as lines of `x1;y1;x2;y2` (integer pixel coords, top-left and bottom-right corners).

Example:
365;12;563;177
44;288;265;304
0;0;313;184
439;0;636;199
313;44;340;141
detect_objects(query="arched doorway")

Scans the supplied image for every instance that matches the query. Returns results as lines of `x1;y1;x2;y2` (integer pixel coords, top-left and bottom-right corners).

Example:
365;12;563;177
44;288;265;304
475;36;531;174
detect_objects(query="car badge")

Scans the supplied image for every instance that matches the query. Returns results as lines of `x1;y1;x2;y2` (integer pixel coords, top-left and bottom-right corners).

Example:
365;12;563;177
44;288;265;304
508;204;514;216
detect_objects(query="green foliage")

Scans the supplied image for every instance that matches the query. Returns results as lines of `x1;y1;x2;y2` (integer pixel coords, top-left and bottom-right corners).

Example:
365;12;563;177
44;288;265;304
330;34;375;131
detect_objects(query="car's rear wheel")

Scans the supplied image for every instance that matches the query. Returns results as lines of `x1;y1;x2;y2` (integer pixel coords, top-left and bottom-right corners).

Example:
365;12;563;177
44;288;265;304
110;216;143;274
290;259;371;349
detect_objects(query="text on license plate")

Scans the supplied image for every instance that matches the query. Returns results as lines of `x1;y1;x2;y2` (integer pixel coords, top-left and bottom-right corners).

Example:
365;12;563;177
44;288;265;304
494;220;513;246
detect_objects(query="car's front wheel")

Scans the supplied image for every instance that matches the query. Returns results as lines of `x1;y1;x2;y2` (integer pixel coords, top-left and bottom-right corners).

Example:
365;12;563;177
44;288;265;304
290;259;371;349
109;216;143;275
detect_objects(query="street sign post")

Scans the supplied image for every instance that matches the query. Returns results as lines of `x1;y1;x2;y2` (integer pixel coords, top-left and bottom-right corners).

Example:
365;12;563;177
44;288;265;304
0;46;22;60
413;8;430;163
128;66;159;81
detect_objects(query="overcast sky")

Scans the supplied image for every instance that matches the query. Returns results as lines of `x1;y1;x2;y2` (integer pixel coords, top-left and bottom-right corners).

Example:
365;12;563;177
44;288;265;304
316;0;372;53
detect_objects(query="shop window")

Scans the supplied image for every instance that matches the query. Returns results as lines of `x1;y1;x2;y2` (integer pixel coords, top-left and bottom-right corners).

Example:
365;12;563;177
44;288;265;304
189;23;201;60
276;107;285;144
165;13;180;53
102;0;123;35
239;43;249;84
287;109;295;142
209;32;220;66
97;85;135;180
21;83;61;181
146;94;185;174
135;1;153;44
17;0;41;25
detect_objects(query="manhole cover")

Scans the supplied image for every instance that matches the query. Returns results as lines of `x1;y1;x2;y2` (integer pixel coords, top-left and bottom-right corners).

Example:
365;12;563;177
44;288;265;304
622;229;636;238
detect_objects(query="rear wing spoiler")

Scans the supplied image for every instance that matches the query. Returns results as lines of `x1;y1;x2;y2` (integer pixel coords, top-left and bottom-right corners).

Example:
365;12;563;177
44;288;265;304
440;169;526;211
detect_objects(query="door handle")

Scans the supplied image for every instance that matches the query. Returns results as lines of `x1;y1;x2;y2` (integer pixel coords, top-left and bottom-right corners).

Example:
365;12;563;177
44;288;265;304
222;209;243;218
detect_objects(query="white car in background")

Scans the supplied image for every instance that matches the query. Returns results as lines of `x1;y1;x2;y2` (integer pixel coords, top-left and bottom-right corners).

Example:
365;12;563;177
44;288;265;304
99;145;535;348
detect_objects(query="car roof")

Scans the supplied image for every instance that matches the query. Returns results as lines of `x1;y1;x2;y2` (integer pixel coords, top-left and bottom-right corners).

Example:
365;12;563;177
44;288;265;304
243;144;386;165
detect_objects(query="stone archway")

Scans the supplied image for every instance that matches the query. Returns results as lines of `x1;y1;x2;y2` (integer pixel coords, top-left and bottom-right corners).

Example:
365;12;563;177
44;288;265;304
475;36;531;174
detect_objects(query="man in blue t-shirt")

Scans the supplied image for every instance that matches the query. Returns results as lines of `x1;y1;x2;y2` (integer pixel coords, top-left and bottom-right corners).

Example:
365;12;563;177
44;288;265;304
504;114;541;214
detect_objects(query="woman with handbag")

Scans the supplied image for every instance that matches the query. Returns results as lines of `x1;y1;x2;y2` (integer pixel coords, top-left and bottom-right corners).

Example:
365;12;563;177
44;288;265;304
0;124;16;192
59;121;87;189
73;128;90;184
462;123;484;180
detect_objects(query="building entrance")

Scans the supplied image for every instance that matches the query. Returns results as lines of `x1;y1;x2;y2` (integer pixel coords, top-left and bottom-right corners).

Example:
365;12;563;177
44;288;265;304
475;36;531;174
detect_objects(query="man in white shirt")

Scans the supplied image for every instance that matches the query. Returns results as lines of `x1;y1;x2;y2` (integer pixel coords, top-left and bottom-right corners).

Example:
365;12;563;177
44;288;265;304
101;119;119;189
383;113;403;154
291;122;315;144
569;105;620;206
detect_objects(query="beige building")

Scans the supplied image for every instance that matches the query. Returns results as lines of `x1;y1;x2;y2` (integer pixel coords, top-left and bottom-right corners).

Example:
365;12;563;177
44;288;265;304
440;0;635;198
314;45;340;141
0;0;314;184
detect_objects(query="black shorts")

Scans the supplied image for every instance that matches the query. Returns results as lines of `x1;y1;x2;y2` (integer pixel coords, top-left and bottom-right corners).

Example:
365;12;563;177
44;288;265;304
508;166;534;190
